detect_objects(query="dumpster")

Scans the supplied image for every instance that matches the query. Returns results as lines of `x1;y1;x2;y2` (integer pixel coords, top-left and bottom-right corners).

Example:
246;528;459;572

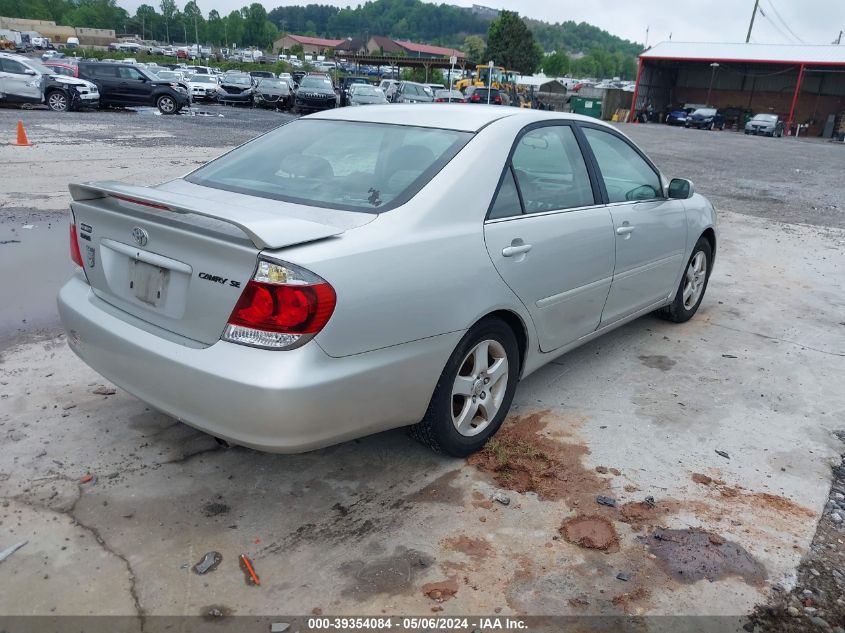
570;96;603;118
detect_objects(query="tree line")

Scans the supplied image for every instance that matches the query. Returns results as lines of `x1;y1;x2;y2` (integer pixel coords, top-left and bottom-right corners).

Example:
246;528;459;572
0;0;641;77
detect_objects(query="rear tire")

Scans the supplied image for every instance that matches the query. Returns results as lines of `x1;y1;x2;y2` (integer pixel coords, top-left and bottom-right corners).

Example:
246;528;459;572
410;318;519;457
656;237;713;323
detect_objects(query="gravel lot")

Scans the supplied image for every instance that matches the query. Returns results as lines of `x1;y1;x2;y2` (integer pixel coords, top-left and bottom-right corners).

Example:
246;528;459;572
0;106;843;628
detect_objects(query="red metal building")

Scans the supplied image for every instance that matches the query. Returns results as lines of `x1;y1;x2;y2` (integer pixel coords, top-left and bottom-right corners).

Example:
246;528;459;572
628;41;845;137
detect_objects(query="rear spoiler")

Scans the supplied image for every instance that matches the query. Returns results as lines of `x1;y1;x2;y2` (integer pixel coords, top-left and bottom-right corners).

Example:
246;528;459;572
68;181;344;250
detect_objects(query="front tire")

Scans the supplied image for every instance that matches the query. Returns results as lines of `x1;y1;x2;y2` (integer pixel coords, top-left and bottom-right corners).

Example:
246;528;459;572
410;318;519;457
657;237;713;323
46;89;69;112
156;94;177;114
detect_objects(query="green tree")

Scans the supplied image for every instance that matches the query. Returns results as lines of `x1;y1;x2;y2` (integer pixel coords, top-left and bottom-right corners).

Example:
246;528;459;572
462;34;485;63
205;9;223;46
225;9;244;48
159;0;176;43
542;50;570;77
183;0;204;44
485;10;542;75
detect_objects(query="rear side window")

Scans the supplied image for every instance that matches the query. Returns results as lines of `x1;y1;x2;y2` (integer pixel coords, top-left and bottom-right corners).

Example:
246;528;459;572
582;127;662;203
510;125;594;213
186;120;472;213
89;65;118;78
488;168;522;220
0;59;27;74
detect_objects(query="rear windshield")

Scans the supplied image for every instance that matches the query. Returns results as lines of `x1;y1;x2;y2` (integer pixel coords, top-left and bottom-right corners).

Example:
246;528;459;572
186;119;472;213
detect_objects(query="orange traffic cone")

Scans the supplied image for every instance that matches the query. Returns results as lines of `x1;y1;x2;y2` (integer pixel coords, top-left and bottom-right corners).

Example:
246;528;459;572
14;120;33;146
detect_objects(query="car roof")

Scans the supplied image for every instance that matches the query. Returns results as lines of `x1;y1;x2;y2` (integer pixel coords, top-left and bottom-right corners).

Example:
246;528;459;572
309;104;613;133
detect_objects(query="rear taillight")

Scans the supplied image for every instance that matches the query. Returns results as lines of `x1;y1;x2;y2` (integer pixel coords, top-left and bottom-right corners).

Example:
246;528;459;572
222;259;336;350
69;223;83;267
471;94;480;102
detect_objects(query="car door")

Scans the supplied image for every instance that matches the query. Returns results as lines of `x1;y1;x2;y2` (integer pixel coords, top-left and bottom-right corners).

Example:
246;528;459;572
484;123;615;353
84;64;121;103
117;66;150;104
0;58;42;102
579;125;687;325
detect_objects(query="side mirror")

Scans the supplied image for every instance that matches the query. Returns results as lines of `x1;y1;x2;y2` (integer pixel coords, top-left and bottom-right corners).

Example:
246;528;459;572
668;178;694;199
24;69;37;76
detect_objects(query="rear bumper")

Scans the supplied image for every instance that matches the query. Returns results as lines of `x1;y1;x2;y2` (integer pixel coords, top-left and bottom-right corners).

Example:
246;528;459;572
57;275;459;453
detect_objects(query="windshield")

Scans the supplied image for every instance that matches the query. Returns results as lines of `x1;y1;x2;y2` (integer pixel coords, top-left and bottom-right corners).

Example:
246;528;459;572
223;75;251;85
300;76;333;90
157;71;179;80
259;79;286;88
352;85;380;96
435;90;462;99
693;108;716;117
191;75;217;83
752;114;777;122
29;59;58;75
186;120;472;213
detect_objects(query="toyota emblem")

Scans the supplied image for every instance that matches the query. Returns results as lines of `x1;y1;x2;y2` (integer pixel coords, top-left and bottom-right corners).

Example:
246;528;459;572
132;227;149;247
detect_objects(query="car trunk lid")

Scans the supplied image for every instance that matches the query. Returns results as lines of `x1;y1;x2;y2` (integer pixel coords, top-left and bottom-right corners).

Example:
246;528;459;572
68;180;363;346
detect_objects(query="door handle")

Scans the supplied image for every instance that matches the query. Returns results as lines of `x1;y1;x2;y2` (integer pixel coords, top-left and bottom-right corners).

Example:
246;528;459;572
502;243;532;257
616;225;636;236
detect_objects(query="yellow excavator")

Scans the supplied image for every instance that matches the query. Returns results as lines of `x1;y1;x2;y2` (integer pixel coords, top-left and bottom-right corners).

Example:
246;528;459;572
455;64;515;93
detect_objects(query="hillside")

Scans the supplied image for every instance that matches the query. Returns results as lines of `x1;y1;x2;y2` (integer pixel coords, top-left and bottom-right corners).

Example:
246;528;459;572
267;0;642;55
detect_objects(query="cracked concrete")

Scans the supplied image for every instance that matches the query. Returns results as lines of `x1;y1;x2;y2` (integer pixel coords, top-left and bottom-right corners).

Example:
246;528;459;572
0;112;843;620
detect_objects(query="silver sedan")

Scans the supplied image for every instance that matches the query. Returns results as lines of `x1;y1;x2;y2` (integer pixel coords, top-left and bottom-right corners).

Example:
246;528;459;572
58;105;717;456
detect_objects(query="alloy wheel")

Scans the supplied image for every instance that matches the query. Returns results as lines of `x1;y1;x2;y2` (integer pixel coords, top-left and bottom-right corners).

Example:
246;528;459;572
682;251;707;310
451;339;509;437
158;96;176;114
48;92;67;112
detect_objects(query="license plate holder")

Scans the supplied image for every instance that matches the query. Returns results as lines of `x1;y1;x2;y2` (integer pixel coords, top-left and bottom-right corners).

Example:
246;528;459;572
130;259;169;307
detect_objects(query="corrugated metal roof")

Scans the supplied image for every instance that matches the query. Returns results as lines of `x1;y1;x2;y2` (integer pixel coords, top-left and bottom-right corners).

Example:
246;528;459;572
641;41;845;65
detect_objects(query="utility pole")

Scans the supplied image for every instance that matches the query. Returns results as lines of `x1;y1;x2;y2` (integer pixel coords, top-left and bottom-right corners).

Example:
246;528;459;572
746;0;760;43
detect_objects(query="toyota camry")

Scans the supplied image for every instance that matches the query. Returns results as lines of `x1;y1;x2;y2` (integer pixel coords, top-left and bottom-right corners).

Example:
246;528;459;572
58;106;717;456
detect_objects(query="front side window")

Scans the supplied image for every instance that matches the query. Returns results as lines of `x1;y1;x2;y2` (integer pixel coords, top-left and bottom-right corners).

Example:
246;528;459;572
186;120;471;213
582;127;662;203
118;67;144;80
509;125;594;214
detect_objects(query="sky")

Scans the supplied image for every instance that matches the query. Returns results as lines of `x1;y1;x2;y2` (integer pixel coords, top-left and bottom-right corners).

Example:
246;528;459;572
119;0;843;47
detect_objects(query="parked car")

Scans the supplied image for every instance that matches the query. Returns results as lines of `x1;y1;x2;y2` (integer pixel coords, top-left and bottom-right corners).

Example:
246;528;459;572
685;107;725;130
338;76;369;106
434;89;466;103
153;70;190;92
293;73;338;113
466;87;504;105
0;52;99;111
59;106;715;456
665;109;690;126
391;80;434;103
187;73;219;102
216;73;255;106
378;78;399;100
291;71;307;86
744;113;784;137
76;61;188;114
346;83;388;106
254;77;292;110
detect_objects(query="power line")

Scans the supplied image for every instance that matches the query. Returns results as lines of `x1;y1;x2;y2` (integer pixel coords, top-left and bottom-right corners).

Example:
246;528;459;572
764;0;805;43
758;7;799;43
